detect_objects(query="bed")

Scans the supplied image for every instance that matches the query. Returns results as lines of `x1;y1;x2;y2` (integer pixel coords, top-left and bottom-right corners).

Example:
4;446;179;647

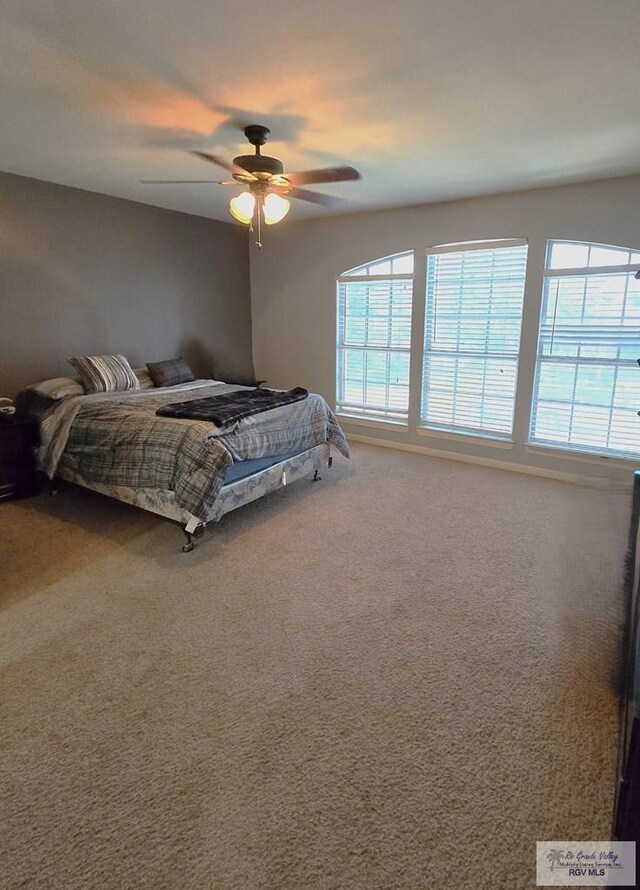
23;378;350;551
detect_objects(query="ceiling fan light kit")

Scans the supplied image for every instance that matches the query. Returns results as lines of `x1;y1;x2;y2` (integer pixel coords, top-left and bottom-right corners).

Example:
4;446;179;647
143;124;361;248
262;192;290;225
229;191;256;224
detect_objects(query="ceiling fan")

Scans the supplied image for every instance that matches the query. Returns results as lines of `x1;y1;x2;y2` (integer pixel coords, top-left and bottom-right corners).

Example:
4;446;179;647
142;124;362;247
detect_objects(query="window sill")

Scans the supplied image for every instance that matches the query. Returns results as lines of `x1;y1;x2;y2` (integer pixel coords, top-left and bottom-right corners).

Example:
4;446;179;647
416;427;514;450
336;414;409;433
525;442;640;465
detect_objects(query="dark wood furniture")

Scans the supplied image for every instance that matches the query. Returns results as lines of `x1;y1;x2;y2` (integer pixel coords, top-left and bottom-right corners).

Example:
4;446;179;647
0;415;40;501
614;471;640;867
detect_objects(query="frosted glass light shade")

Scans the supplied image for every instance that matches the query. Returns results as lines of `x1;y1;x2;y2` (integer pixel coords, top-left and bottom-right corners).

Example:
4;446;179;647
229;191;256;224
262;192;290;225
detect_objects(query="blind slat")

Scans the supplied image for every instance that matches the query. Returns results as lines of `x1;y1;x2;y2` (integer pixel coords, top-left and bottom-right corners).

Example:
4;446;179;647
530;261;640;456
336;263;413;420
421;243;528;437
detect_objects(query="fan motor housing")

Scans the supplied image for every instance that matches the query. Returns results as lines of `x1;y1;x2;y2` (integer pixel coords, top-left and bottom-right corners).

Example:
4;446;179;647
233;154;284;178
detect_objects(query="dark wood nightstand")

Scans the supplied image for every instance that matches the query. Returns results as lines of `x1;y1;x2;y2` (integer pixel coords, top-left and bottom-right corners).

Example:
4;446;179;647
0;416;41;502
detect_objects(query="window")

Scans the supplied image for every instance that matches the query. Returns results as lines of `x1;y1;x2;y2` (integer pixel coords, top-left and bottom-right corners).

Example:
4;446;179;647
420;240;528;438
336;252;414;422
530;241;640;457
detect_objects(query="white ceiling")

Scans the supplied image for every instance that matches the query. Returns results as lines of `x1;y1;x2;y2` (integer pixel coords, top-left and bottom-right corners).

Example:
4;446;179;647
2;0;640;222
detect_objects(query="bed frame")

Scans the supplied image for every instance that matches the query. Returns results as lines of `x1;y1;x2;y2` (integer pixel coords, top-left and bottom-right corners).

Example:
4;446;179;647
55;443;333;552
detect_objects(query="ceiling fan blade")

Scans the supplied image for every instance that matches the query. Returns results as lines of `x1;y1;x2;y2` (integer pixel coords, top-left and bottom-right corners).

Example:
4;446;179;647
282;165;361;186
140;179;233;184
190;150;257;180
283;186;346;207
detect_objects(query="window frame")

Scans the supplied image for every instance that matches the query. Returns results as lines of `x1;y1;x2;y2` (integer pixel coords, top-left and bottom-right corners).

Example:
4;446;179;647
334;238;640;466
528;240;640;459
336;252;415;425
418;238;529;442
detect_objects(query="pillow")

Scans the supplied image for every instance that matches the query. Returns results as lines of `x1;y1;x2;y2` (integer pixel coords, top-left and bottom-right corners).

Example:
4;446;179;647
146;357;195;388
29;376;85;400
133;366;155;389
68;354;140;394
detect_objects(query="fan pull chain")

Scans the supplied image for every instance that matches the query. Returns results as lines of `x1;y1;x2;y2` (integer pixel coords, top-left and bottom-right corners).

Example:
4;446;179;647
255;197;263;249
248;212;262;248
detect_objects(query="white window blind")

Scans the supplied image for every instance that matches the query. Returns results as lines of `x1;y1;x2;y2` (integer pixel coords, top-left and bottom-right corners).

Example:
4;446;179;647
421;240;528;438
529;241;640;457
336;252;414;422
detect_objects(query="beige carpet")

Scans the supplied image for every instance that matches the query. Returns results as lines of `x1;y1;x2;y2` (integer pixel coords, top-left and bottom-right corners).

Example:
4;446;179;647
0;443;632;889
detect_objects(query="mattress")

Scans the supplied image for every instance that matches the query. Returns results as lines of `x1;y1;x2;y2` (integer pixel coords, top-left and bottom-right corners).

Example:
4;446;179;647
223;450;303;485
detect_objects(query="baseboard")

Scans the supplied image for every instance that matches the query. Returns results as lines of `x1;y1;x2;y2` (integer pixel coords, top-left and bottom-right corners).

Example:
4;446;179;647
347;433;629;488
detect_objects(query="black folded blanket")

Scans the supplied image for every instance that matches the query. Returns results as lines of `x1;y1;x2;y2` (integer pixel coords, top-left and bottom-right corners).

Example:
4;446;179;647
156;386;309;428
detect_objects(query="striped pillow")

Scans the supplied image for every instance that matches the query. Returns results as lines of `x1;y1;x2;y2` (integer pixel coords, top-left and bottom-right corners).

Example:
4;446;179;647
68;354;140;394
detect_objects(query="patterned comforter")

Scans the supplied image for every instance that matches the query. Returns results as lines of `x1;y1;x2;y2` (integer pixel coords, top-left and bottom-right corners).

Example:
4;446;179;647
38;380;350;522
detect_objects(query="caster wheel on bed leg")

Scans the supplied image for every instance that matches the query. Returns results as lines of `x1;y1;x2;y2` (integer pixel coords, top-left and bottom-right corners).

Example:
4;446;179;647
181;519;203;553
313;469;322;482
181;529;197;553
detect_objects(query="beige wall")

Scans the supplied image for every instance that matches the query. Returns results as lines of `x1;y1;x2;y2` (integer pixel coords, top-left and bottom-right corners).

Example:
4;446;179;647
4;169;640;481
1;172;253;395
250;174;640;481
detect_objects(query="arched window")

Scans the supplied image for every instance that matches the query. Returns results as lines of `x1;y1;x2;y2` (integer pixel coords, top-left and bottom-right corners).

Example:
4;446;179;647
341;252;414;277
530;241;640;456
336;252;414;422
